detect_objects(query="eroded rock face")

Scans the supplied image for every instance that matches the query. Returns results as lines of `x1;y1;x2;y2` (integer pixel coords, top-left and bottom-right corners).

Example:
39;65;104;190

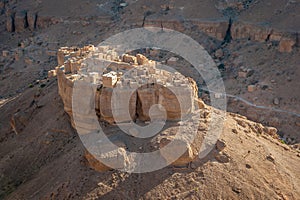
135;84;193;121
6;12;56;33
144;18;297;53
95;87;137;123
36;15;57;29
57;70;196;126
27;11;37;31
85;151;111;171
192;20;229;41
230;22;298;52
6;15;14;32
145;18;228;41
5;9;38;32
136;86;159;121
231;22;271;42
56;69;74;125
82;105;209;172
10;111;30;134
160;139;195;166
15;11;28;32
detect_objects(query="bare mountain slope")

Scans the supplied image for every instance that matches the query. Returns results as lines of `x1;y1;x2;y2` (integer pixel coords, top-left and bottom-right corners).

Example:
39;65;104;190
0;77;299;199
0;0;300;199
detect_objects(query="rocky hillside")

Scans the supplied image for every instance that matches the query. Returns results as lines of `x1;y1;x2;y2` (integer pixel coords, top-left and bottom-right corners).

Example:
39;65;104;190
0;77;299;199
0;0;299;199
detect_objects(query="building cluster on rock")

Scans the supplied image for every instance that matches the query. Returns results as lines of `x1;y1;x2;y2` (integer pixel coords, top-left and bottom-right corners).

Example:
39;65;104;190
52;44;290;172
54;45;197;125
52;44;204;171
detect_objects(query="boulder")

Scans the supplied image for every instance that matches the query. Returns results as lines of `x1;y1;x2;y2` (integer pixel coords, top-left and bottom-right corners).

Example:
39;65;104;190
215;153;230;163
215;49;224;58
238;71;247;78
264;127;278;139
2;50;9;57
10;110;31;134
119;2;128;7
122;54;137;64
160;138;195;166
87;147;130;171
266;154;275;163
247;85;256;92
25;57;34;65
216;139;226;151
273;98;280;105
238;68;254;78
136;54;149;65
48;70;57;78
196;98;206;109
279;38;295;53
167;57;178;65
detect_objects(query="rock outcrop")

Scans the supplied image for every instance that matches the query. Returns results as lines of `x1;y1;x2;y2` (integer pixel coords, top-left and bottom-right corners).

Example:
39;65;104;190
54;45;203;170
6;15;14;32
56;68;75;126
26;11;37;31
95;87;137;124
5;10;38;32
279;38;296;53
53;44;287;172
4;10;56;33
144;18;298;52
14;11;28;33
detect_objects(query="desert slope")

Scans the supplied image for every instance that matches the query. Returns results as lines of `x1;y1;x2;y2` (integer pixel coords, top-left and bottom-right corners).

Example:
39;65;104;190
0;0;300;199
0;80;299;199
